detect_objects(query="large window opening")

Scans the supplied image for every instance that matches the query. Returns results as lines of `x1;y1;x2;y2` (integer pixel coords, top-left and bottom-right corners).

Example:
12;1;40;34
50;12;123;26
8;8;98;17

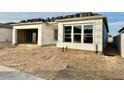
84;25;93;43
74;26;81;43
17;29;38;44
64;26;72;42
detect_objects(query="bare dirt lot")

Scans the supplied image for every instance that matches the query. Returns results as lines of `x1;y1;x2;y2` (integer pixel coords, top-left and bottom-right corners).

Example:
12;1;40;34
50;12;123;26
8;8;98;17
0;43;124;80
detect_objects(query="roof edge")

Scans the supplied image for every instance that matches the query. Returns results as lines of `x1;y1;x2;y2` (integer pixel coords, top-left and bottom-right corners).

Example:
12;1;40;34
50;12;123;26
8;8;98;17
11;21;58;26
55;15;106;22
118;27;124;33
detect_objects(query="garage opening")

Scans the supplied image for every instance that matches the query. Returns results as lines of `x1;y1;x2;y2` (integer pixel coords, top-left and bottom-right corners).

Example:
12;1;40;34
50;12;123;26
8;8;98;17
17;29;38;44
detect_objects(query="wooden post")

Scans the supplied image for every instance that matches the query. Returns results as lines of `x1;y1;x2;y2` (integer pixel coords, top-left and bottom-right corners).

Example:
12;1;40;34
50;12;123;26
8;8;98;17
66;46;68;51
96;44;98;54
62;47;64;52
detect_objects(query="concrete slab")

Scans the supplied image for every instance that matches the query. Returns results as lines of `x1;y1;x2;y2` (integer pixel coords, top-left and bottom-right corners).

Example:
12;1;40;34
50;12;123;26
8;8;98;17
0;65;43;80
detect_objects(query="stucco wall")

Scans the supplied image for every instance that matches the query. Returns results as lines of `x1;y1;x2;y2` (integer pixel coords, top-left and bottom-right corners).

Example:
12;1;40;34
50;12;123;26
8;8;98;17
57;19;104;52
121;33;124;57
103;23;108;48
13;23;57;46
113;34;120;51
0;28;12;42
42;23;57;45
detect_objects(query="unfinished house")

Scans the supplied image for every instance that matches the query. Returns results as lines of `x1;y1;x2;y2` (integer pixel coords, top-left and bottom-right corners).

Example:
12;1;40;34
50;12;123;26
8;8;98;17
12;12;109;53
0;23;12;42
114;27;124;57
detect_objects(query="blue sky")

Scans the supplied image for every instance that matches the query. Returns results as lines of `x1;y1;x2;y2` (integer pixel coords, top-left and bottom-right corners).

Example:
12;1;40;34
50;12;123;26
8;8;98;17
99;12;124;36
0;12;124;36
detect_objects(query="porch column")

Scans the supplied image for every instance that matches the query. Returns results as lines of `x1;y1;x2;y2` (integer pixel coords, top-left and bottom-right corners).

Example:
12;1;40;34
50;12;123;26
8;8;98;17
12;29;17;45
58;23;63;43
37;26;42;46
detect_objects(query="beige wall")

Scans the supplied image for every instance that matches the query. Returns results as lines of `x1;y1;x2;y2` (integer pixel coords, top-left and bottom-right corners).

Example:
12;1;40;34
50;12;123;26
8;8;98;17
12;23;57;46
57;19;105;52
103;23;108;48
42;23;57;45
121;33;124;57
114;32;124;58
0;28;12;42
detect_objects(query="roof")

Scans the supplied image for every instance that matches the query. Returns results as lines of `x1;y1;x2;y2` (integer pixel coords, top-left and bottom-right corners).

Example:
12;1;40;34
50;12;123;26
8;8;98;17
11;12;109;32
119;27;124;33
0;23;13;29
55;15;109;32
14;12;102;24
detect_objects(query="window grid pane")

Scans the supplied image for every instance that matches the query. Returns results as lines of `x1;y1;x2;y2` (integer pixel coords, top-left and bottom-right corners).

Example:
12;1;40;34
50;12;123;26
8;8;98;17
73;26;81;43
64;26;72;42
84;25;93;43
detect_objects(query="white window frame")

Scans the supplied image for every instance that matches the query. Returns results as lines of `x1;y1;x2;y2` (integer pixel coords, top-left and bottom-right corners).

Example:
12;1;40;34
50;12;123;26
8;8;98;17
83;24;94;44
73;25;82;43
63;25;72;42
63;23;94;44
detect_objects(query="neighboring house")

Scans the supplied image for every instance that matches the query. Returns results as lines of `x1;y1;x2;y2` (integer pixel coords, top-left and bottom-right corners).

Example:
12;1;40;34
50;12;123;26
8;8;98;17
108;35;113;43
114;27;124;57
12;12;109;53
0;23;12;42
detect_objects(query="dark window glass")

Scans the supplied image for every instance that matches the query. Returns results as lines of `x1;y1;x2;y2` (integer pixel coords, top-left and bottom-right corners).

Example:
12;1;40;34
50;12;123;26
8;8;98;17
84;25;93;43
64;26;72;42
64;38;71;42
74;26;81;43
64;26;71;33
74;26;81;33
74;35;81;43
84;37;93;43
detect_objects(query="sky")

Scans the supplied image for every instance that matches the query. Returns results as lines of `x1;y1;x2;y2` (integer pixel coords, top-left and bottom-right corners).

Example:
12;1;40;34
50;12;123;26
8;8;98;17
0;12;124;36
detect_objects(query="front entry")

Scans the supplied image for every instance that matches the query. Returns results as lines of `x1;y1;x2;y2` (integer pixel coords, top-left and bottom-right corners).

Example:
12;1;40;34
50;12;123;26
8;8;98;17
17;29;38;44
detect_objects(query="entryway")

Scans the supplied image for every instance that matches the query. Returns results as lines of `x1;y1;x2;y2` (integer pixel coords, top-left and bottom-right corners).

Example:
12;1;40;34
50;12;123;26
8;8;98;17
17;29;38;44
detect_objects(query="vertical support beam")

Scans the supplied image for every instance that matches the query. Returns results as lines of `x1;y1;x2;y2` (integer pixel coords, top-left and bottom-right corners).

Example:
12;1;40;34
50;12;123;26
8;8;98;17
121;33;124;58
12;29;17;45
71;25;74;43
81;25;84;44
58;23;63;43
37;26;42;46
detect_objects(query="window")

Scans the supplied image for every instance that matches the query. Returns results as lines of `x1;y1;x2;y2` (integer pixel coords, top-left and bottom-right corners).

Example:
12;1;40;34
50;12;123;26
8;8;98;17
84;25;93;43
64;26;72;42
74;26;81;43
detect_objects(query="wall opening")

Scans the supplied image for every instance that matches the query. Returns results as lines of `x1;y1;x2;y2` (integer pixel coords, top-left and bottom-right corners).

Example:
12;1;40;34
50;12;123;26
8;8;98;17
17;29;38;44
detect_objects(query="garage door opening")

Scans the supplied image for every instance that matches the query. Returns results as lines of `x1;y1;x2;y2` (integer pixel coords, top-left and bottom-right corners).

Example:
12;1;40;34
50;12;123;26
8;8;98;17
17;29;38;44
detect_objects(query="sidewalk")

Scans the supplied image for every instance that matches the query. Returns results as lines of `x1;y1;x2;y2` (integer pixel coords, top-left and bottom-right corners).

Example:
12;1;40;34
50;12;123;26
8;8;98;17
0;65;43;80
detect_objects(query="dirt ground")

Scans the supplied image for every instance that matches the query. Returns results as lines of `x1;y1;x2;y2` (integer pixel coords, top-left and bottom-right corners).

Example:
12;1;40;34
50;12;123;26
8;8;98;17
0;43;124;80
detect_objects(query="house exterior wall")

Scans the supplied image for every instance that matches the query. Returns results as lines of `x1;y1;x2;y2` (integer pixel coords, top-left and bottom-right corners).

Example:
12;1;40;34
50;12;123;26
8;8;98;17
57;19;105;52
121;33;124;57
12;23;57;46
42;23;57;45
113;32;124;58
113;34;120;51
103;23;108;49
0;28;12;42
